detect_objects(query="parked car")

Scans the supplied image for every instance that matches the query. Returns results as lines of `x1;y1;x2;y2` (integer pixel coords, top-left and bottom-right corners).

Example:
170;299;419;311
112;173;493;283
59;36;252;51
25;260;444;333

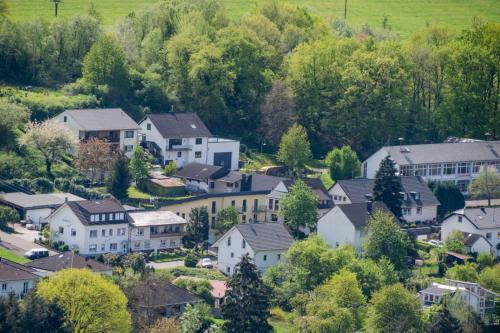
201;258;213;269
428;240;443;247
25;224;36;230
24;248;49;260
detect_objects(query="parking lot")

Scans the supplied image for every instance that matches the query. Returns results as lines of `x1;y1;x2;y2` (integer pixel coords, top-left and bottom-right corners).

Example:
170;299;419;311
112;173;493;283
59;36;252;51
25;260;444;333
0;223;55;256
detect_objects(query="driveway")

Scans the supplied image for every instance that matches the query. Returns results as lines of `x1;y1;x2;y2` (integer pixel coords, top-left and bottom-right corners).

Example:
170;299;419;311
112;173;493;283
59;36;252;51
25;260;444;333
147;260;185;270
0;223;55;256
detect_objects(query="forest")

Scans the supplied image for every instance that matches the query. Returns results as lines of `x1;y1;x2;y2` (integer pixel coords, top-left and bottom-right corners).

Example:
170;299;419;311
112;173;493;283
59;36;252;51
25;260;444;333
0;0;499;158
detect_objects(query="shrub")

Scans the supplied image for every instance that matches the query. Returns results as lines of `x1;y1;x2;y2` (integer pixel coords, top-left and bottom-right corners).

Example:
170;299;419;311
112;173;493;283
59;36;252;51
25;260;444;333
477;253;496;269
0;205;19;228
60;244;69;252
184;252;199;268
31;177;54;193
51;241;59;250
270;307;287;321
164;161;177;176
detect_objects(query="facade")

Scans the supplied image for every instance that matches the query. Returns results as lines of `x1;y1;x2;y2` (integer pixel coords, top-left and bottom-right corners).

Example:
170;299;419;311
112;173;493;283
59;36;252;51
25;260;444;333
55;108;140;158
26;252;113;277
175;163;229;193
362;141;500;193
139;113;240;169
462;232;493;254
128;211;187;252
317;201;392;250
329;177;439;222
441;207;500;257
419;280;499;320
213;223;293;276
0;192;84;228
0;258;39;299
48;199;130;256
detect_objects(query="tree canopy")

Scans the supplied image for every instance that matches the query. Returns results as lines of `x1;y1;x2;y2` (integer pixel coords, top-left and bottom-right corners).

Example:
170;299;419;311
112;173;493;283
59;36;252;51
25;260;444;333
277;123;312;176
325;145;361;181
279;179;317;237
373;156;404;218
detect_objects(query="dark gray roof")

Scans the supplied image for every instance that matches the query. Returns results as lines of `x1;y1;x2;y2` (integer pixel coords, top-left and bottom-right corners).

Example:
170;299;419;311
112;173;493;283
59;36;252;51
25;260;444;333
0;258;39;282
217;171;242;183
0;192;84;209
383;141;500;165
176;163;226;181
125;280;200;308
249;174;286;192
234;223;293;251
64;108;139;131
336;176;439;207
66;199;129;226
26;252;112;273
144;113;212;138
461;232;492;247
283;178;331;202
337;201;393;228
458;207;500;229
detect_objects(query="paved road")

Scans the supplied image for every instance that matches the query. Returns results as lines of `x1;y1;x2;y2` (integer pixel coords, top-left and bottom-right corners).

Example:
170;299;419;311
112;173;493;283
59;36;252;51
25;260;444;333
147;260;185;269
0;223;55;256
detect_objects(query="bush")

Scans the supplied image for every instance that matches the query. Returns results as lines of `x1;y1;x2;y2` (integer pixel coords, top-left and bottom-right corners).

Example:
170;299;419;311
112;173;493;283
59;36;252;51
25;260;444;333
184;252;199;268
477;253;496;269
0;205;19;228
60;244;69;252
54;177;111;200
51;241;59;250
31;177;54;193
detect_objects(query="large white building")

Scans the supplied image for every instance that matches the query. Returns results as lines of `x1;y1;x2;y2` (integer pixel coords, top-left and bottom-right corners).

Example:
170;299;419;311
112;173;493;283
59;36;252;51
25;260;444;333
48;199;130;256
328;177;440;222
139;113;240;170
441;207;500;257
213;223;293;276
0;258;39;299
361;141;500;192
55;108;140;157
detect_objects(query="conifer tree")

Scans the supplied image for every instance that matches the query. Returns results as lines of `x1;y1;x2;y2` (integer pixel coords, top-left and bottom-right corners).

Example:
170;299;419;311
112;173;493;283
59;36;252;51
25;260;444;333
222;255;272;333
428;304;463;333
107;153;130;199
373;156;403;218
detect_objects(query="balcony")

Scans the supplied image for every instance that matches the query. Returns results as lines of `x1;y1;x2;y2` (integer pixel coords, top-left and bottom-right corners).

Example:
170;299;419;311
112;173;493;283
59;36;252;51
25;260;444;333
166;144;193;151
81;130;120;143
150;231;182;238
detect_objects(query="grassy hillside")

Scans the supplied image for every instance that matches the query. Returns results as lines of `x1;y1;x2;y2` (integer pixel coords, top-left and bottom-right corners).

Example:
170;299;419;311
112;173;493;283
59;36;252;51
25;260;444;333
5;0;500;38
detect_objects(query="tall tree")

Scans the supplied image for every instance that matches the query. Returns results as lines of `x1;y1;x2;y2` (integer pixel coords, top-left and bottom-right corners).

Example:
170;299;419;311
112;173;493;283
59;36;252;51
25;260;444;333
325;145;361;180
444;230;467;254
277;124;312;176
428;304;463;333
364;210;410;271
0;101;30;150
19;291;69;333
429;181;465;218
36;269;132;333
0;0;7;16
222;255;272;333
129;145;150;186
365;284;423;333
107;153;130;199
468;166;500;206
279;179;317;237
74;138;114;184
18;120;78;179
182;207;209;250
214;206;239;236
373;156;404;218
0;205;19;229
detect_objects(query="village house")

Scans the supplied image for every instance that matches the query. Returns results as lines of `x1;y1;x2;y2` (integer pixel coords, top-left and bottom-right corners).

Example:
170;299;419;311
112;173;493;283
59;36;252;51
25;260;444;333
441;207;500;257
0;258;39;299
55;108;140;158
328;176;439;222
361;140;500;193
26;251;113;277
317;201;393;250
139;113;240;169
213;223;293;276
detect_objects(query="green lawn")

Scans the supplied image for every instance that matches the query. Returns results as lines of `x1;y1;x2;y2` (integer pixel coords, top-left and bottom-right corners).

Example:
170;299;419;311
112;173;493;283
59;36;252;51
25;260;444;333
0;247;31;264
160;266;228;281
127;185;151;199
5;0;500;37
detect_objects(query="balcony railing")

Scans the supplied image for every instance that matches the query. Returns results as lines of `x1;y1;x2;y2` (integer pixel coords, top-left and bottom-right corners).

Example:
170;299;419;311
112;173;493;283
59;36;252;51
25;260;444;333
150;232;182;238
166;144;193;151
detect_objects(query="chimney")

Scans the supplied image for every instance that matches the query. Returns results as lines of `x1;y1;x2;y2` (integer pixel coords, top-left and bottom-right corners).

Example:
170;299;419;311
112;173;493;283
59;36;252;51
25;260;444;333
65;197;68;203
366;200;373;214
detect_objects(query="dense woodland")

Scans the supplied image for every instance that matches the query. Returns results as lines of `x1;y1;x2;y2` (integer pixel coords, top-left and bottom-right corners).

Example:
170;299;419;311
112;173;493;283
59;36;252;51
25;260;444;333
0;0;499;158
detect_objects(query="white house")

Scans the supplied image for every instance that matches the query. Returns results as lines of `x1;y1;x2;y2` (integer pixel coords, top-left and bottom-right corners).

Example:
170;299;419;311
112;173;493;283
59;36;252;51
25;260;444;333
329;176;439;222
55;108;140;157
0;258;39;299
213;223;293;276
461;232;493;255
0;192;84;229
139;113;240;170
361;141;500;193
419;280;499;320
47;199;130;256
317;201;392;250
441;207;500;257
26;252;113;277
128;210;187;252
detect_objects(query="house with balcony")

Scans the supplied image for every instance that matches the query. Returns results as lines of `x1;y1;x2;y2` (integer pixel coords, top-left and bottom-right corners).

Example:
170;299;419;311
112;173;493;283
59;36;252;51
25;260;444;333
139;113;240;170
55;108;140;157
328;176;439;223
361;141;500;193
128;211;187;252
47;199;130;256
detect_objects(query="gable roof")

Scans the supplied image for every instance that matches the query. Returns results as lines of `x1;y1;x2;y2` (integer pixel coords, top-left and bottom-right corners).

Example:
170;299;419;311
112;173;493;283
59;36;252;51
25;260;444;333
282;178;331;202
381;141;500;165
26;252;112;273
125;280;201;307
144;113;212;138
0;258;39;282
461;232;493;248
176;163;226;181
453;207;500;229
0;192;85;210
248;174;287;192
64;199;129;226
64;108;139;131
232;223;293;251
337;201;392;228
335;176;439;207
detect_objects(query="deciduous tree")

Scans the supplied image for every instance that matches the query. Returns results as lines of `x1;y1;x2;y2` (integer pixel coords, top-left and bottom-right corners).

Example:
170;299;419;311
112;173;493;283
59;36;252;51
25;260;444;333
129;145;150;185
214;206;239;236
427;304;463;333
373;156;404;218
325;145;361;180
0;101;30;149
107;153;130;199
74;138;114;184
0;205;19;229
429;181;465;218
277;124;312;176
444;230;467;254
182;207;209;250
279;179;317;237
468;166;500;206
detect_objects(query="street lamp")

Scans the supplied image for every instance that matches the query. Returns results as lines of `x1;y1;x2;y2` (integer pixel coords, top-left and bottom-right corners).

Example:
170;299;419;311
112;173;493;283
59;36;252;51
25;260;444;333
260;140;267;154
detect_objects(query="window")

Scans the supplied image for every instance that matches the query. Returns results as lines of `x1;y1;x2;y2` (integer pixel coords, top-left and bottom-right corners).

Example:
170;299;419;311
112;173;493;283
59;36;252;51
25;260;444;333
23;282;29;294
443;163;455;175
417;207;422;215
137;228;144;236
227;267;231;274
195;138;202;145
415;164;427;176
170;240;176;247
274;200;279;211
160;239;166;247
429;164;442;176
343;197;346;202
242;215;246;222
472;162;485;174
210;182;215;189
497;232;500;239
402;208;411;216
114;213;120;220
102;229;106;237
458;162;470;175
101;214;105;221
263;255;267;261
268;199;273;210
242;240;246;249
227;236;231;246
89;244;97;252
71;229;76;237
486;233;491;239
147;123;151;130
124;145;133;152
90;230;97;238
134;241;140;249
63;116;67;122
58;227;64;234
253;199;258;212
110;243;117;250
231;200;236;207
109;229;113;236
271;214;278;222
0;283;7;291
108;213;114;221
458;216;463;223
277;254;281;260
177;151;182;158
118;213;124;220
399;165;414;176
182;213;185;219
231;252;234;258
125;131;134;138
363;162;368;178
211;216;216;228
226;182;233;188
118;228;126;236
211;201;216;214
456;180;470;192
242;200;247;212
144;241;150;249
195;151;202;158
101;244;105;251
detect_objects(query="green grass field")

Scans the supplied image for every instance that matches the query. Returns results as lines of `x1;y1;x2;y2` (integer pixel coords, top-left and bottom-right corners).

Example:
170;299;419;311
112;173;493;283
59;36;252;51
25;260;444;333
0;247;31;264
5;0;500;38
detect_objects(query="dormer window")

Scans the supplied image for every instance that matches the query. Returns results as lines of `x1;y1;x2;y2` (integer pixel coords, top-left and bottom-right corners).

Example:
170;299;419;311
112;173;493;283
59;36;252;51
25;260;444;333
109;213;114;221
101;214;106;221
115;213;120;220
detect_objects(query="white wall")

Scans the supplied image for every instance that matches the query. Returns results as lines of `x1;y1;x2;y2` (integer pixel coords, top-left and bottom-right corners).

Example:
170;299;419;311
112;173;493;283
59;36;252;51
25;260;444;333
26;208;54;226
470;237;493;255
140;117;168;163
253;249;285;273
0;278;37;299
129;225;182;252
328;184;352;204
317;206;359;249
120;129;139;158
216;228;254;276
207;139;240;170
363;147;389;179
402;205;438;223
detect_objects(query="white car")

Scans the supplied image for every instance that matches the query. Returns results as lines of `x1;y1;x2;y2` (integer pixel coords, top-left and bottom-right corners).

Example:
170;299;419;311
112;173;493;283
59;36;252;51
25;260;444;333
428;240;443;247
201;258;213;269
